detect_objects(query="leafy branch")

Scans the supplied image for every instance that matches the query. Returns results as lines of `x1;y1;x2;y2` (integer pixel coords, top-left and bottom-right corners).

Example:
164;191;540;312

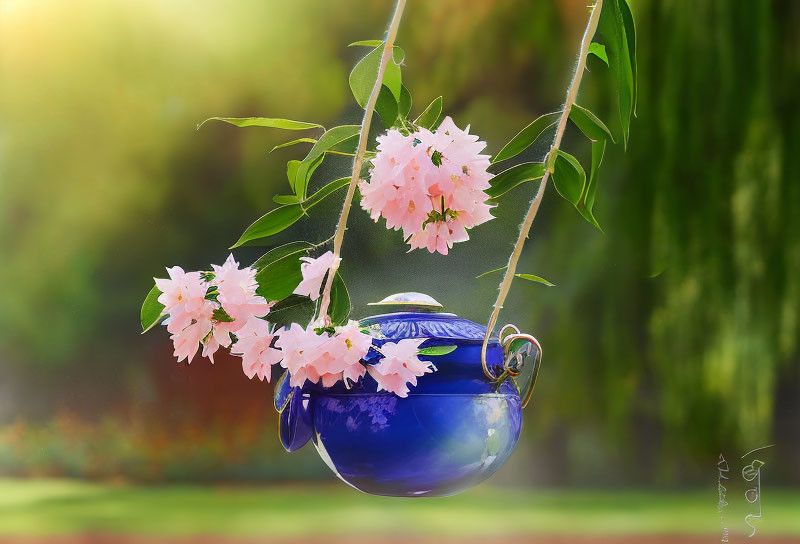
480;0;637;379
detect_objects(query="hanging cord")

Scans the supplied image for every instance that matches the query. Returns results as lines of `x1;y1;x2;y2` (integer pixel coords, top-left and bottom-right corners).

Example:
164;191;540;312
481;0;604;380
316;0;407;324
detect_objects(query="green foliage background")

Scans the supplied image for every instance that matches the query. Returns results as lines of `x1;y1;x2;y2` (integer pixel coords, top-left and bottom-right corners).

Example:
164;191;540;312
1;0;798;485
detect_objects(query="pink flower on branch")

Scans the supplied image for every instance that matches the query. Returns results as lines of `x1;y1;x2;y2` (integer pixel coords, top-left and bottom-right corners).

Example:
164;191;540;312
293;251;341;301
230;318;282;382
276;320;373;388
359;116;494;255
367;338;434;397
154;255;271;364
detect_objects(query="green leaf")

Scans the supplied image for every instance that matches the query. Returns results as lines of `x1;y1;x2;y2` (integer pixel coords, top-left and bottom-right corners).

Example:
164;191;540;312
619;0;638;116
198;117;323;131
399;84;412;119
349;46;402;107
569;104;615;143
302;125;361;164
212;307;235;323
515;273;556;287
270;138;316;153
293;153;323;200
476;266;507;279
486;162;545;199
491;112;560;164
267;295;315;328
414;96;442;129
375;85;399;128
576;139;606;232
418;345;457;356
252;241;314;271
286;160;301;188
273;194;300;205
329;273;350;326
231;204;305;248
255;252;307;302
598;0;635;147
588;42;609;65
327;135;359;155
303;177;350;210
348;40;383;48
551;150;586;205
140;284;165;333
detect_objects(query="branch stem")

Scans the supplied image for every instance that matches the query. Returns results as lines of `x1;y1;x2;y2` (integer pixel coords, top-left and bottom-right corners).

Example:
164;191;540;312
480;0;603;378
316;0;407;322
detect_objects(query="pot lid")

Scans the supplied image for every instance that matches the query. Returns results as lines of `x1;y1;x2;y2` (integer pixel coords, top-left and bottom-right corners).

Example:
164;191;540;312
367;292;444;312
361;292;489;342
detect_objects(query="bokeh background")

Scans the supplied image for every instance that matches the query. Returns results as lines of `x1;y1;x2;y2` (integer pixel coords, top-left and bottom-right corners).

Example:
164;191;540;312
1;0;799;541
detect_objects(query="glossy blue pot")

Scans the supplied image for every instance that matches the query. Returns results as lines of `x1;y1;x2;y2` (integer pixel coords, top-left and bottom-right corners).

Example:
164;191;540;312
274;293;540;497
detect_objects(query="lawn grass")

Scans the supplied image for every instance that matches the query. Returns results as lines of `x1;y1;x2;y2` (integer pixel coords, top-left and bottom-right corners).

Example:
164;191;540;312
1;478;798;538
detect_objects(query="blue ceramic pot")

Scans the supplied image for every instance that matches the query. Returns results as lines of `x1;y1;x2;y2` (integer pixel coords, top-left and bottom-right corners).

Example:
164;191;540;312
274;293;540;497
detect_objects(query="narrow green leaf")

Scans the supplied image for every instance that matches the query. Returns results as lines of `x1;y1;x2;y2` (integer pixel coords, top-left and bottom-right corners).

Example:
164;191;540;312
349;46;402;107
418;345;458;356
476;266;507;279
329;273;351;326
570;103;615;143
551;150;586;205
140;284;165;333
588;42;609;65
270;138;316;153
620;0;638;116
491;112;560;163
515;274;556;287
598;0;634;147
198;117;323;131
303;177;350;210
375;85;399;128
486;162;545;199
231;204;304;248
576;139;606;232
414;96;443;129
252;241;314;271
348;40;383;48
398;84;412;119
273;194;301;205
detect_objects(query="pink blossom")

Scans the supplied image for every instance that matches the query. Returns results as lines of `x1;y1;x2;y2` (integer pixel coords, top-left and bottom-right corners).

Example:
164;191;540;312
155;266;215;364
230;318;282;382
207;254;272;359
275;320;373;388
293;251;341;301
360;117;494;254
367;338;434;397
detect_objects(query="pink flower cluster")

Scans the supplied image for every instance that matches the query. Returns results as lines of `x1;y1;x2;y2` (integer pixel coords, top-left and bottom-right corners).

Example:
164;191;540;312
277;320;373;388
155;252;438;396
155;255;271;366
359;117;494;255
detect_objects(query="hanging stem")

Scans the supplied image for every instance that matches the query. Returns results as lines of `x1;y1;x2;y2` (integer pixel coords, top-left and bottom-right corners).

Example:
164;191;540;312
480;0;603;379
316;0;407;323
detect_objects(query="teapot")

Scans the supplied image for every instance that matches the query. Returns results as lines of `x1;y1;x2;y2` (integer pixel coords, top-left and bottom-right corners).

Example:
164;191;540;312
273;292;541;497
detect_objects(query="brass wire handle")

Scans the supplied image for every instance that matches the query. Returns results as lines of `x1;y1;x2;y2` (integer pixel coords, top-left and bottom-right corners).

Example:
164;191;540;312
481;325;541;409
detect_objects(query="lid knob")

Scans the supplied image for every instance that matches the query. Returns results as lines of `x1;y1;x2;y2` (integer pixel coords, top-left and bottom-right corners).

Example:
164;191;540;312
367;292;444;313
